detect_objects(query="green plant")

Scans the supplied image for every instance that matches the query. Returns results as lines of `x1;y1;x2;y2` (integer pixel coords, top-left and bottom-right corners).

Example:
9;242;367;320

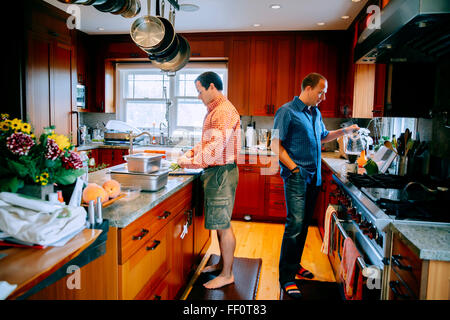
0;114;84;192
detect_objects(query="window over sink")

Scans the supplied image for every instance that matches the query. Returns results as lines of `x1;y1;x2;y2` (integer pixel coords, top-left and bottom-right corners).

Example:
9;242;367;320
116;62;228;139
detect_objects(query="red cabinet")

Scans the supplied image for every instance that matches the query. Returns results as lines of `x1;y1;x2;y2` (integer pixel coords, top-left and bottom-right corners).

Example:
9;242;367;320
249;35;295;116
313;162;335;238
233;165;266;219
294;33;345;118
265;173;286;219
95;148;128;168
228;36;251;116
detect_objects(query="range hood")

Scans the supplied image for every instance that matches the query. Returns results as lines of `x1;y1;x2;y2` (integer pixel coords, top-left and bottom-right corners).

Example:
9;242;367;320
354;0;450;63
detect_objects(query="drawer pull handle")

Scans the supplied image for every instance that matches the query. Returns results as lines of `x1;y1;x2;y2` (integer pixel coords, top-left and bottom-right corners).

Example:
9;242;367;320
158;211;171;220
132;228;149;240
392;254;412;271
389;281;410;299
146;240;161;251
274;201;285;205
153;295;161;300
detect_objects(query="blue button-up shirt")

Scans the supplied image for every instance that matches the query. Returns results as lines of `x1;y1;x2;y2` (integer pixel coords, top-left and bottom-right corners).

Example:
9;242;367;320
272;96;329;185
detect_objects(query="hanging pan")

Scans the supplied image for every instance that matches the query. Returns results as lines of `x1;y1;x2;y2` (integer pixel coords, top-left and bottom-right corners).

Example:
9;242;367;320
151;34;191;72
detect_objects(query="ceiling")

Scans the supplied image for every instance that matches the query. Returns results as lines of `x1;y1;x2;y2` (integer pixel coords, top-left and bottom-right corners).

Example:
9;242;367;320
44;0;368;35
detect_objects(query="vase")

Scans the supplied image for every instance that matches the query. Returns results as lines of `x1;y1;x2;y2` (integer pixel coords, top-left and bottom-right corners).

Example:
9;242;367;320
17;184;55;200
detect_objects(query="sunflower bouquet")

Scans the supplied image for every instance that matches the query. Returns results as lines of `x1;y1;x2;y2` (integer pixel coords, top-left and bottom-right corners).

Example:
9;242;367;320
0;114;84;193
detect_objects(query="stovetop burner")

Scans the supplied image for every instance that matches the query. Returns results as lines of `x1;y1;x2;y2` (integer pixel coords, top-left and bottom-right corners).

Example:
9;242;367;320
347;173;409;189
376;198;450;223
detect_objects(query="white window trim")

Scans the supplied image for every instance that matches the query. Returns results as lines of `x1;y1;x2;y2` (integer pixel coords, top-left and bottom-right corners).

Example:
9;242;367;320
115;62;228;137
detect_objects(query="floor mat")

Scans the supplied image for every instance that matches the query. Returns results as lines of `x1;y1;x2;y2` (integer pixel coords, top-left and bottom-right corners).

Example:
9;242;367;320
280;279;342;300
186;254;262;300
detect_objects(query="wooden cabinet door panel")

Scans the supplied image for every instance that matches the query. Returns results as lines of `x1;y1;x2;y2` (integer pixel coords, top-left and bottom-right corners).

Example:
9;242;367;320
26;32;51;138
233;166;265;217
228;38;251;115
52;41;73;137
121;226;170;300
272;37;295;113
249;37;273;116
189;39;226;58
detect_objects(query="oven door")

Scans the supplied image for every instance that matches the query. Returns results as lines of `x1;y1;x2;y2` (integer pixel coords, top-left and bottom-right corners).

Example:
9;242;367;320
329;213;383;300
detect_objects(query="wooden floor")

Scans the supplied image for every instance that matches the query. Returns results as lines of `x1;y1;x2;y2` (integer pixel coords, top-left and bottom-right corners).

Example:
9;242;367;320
181;220;335;300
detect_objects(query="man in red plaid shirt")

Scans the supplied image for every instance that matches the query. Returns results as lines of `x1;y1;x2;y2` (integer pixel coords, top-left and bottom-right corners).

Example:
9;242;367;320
178;71;241;289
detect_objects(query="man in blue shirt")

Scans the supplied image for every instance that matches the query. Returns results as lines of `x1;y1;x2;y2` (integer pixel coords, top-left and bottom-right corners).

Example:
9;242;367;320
272;73;359;299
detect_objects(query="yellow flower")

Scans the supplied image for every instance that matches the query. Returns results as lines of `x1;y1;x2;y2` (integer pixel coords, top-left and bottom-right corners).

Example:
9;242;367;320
10;118;22;132
48;133;71;151
41;172;49;180
1;113;9;121
21;122;31;134
0;121;9;132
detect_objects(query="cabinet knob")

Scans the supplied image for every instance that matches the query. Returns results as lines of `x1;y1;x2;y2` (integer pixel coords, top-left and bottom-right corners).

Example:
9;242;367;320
391;254;413;271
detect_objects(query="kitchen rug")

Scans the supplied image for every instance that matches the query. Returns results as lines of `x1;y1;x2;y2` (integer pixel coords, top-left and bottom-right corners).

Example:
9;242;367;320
186;254;262;300
280;279;342;300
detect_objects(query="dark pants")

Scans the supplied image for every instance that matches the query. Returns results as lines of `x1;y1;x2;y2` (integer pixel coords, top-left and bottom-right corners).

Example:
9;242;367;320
279;171;320;285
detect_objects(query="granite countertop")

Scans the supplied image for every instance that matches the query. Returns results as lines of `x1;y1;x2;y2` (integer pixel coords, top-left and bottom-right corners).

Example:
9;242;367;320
387;223;450;261
88;165;197;228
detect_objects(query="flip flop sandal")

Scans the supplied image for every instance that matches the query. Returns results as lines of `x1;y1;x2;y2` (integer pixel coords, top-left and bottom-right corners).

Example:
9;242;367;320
295;266;314;279
283;282;302;299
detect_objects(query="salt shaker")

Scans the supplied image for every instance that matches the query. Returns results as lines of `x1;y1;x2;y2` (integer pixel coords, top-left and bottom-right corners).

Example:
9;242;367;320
96;196;103;225
88;200;95;228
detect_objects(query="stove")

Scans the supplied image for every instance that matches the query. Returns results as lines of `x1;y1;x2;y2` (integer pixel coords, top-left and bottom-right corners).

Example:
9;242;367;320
329;172;449;300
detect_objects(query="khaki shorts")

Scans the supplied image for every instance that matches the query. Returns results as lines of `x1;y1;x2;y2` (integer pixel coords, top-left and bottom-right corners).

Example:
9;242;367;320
201;163;238;230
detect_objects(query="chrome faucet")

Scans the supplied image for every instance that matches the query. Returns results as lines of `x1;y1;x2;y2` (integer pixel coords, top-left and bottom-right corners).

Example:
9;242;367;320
128;131;152;155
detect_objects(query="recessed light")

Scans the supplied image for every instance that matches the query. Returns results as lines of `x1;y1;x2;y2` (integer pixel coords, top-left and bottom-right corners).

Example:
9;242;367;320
317;22;325;26
352;0;361;2
253;24;261;27
341;15;350;19
97;27;105;31
270;4;281;9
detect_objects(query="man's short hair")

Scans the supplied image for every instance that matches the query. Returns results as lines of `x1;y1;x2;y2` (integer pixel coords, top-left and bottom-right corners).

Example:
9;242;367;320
195;71;223;91
301;73;326;91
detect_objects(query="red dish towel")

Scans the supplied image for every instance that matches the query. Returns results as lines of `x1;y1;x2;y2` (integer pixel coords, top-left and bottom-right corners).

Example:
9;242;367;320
339;238;363;300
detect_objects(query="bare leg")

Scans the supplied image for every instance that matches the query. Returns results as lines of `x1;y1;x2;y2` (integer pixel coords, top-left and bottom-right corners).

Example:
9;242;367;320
202;232;223;273
203;226;235;289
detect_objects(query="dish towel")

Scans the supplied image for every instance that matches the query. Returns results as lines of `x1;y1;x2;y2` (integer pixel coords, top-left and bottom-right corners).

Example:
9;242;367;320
339;237;362;300
0;281;17;300
321;204;337;254
0;192;87;246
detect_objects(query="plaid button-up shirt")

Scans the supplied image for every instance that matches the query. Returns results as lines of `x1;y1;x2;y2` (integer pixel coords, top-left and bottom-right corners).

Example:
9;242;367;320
178;95;241;169
273;96;329;185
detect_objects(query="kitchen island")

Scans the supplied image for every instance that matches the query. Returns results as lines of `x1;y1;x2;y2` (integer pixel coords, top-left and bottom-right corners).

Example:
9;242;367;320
28;165;210;300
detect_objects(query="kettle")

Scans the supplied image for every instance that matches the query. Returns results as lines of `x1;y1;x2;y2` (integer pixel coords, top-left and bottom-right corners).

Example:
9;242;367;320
245;124;257;148
343;128;373;155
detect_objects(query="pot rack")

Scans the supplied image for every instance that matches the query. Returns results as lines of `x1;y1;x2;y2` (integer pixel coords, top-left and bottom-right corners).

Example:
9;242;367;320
164;0;179;11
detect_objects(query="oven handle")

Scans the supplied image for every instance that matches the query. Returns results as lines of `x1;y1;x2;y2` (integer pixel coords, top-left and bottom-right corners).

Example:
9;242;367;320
332;213;368;274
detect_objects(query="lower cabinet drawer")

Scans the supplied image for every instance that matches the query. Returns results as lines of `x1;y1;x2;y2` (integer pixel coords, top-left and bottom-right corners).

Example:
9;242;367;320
120;225;171;300
391;234;422;298
389;268;415;300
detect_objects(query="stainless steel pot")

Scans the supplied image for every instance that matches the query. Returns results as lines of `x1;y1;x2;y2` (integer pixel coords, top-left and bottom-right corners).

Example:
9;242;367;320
120;0;141;18
150;34;191;72
130;15;166;49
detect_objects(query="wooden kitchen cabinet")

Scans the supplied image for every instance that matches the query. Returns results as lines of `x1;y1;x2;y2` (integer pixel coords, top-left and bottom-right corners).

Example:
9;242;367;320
233;164;266;219
183;34;228;58
96;148;128;168
387;232;450;300
249;35;295;116
294;33;344;118
228;36;251;116
25;0;77;141
313;162;334;238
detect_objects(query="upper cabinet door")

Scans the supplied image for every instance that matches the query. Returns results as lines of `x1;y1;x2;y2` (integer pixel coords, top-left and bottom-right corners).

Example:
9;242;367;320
271;36;296;114
249;37;273;116
228;37;251;116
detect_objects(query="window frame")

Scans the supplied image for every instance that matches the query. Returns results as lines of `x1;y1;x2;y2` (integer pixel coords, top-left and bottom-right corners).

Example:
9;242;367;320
116;62;228;137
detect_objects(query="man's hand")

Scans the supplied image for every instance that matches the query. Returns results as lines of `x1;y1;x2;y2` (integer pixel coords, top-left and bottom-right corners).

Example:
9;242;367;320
344;124;360;134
